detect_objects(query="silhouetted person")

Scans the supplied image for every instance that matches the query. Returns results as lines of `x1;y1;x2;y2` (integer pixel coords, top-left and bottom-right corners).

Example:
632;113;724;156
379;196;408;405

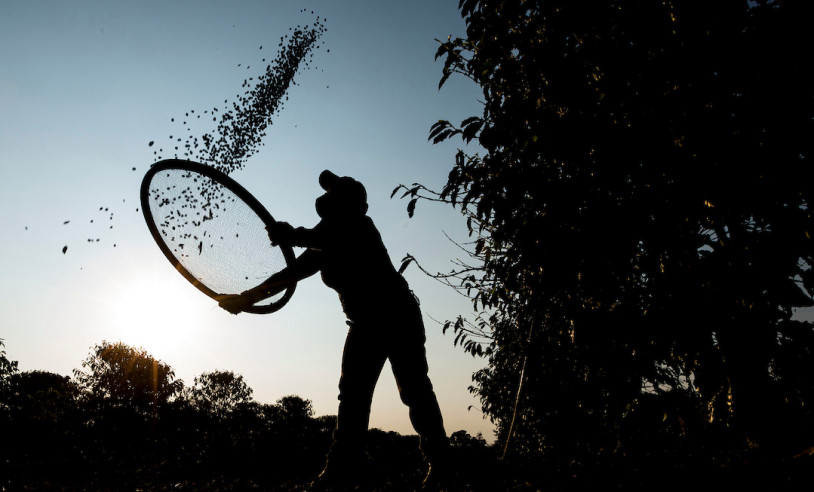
219;171;449;488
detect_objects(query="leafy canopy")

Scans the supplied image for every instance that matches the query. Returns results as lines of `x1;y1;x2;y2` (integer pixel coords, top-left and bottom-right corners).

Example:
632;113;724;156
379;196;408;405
188;370;253;419
73;341;183;415
403;0;814;458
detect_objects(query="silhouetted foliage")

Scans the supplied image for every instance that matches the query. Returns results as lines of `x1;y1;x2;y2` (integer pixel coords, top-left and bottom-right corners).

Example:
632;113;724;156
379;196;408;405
0;340;16;416
0;338;17;376
399;0;814;486
73;341;183;417
0;340;519;489
0;339;19;487
0;339;17;400
188;369;253;419
449;429;487;449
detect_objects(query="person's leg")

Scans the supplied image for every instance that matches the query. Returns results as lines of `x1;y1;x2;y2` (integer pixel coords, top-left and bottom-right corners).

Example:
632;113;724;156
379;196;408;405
389;317;451;489
388;306;448;464
322;322;388;475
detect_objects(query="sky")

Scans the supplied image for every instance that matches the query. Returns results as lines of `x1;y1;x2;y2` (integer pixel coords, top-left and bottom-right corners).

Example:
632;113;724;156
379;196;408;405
0;1;495;440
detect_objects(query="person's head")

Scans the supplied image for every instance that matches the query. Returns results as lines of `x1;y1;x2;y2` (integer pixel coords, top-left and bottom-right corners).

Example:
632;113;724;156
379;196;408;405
315;170;368;218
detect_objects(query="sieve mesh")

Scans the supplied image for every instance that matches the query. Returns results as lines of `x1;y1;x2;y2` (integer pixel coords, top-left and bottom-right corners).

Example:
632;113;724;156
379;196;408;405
141;161;294;313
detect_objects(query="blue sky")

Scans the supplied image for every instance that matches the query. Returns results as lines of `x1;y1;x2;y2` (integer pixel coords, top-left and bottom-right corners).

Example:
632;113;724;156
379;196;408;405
0;1;495;439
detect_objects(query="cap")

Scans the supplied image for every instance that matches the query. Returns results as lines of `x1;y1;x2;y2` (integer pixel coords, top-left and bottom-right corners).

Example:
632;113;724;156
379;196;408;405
319;170;340;192
319;170;367;205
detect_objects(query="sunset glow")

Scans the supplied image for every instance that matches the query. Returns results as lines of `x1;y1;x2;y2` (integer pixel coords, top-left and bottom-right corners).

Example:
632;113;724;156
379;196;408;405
108;271;205;359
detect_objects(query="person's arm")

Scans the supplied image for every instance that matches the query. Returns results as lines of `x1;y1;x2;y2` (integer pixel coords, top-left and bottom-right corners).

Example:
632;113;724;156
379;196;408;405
218;249;322;314
268;221;331;251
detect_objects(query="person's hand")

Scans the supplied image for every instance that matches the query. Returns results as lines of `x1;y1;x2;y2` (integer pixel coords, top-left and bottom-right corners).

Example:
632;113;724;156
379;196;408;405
267;221;295;246
216;294;252;315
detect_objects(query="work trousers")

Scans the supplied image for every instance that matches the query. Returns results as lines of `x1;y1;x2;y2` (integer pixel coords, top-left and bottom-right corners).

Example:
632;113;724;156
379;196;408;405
331;301;447;463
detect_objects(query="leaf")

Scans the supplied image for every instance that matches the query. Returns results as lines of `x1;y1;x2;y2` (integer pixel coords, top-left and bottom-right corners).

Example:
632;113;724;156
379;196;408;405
390;185;403;199
463;119;483;143
460;116;481;127
439;69;452;90
398;255;414;275
432;129;455;144
475;238;485;256
407;198;418;218
428;120;451;141
434;40;448;61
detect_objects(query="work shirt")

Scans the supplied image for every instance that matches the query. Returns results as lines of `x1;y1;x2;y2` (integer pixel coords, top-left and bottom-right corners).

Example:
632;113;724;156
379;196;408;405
290;215;415;323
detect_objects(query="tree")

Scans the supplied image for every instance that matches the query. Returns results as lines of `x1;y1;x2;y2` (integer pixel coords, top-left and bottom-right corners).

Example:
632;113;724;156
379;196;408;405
449;429;487;449
188;370;253;419
0;338;18;392
403;0;814;467
265;394;316;438
71;342;184;485
5;371;82;479
73;341;183;417
275;394;315;421
0;339;19;480
8;370;78;422
0;339;18;400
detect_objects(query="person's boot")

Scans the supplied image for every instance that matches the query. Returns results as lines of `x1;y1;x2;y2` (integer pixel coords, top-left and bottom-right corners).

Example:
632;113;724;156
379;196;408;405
310;466;355;490
309;442;367;491
421;460;453;490
420;437;452;490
